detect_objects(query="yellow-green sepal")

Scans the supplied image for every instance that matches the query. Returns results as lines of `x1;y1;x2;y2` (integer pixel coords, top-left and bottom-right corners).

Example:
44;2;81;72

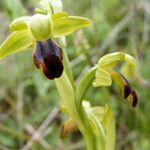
98;52;125;69
53;16;92;38
98;52;136;70
121;54;137;78
0;30;33;59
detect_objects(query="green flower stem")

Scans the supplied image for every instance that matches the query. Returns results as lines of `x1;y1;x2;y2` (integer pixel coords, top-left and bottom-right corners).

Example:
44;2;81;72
55;71;83;129
62;48;76;91
55;35;104;150
55;48;117;150
55;68;97;150
55;48;99;149
75;66;101;150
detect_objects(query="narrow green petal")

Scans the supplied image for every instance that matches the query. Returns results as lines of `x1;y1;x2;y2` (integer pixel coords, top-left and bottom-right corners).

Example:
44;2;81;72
53;16;92;37
0;30;33;59
36;0;52;14
52;11;68;20
93;68;112;87
121;63;136;78
36;0;63;14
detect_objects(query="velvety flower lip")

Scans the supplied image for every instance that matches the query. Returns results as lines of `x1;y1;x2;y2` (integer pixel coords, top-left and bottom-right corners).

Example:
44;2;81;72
131;90;138;107
33;38;63;79
124;84;132;99
121;74;138;107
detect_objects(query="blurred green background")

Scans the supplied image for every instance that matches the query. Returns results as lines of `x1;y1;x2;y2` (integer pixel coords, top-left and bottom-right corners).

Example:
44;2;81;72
0;0;150;149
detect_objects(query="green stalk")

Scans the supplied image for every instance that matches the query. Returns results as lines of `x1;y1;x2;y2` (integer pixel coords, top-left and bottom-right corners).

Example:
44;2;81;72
55;66;97;150
56;39;100;150
55;71;83;129
84;131;96;150
62;48;76;91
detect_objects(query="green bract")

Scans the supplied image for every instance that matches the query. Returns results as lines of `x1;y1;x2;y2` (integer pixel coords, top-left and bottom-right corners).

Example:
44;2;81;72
83;102;115;150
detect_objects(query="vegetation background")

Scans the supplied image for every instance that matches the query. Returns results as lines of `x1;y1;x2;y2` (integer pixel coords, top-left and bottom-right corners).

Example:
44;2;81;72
0;0;150;149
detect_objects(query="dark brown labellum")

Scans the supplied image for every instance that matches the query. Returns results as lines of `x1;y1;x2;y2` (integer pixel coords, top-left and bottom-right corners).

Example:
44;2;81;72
33;38;63;79
131;90;138;107
124;84;132;99
121;74;138;107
